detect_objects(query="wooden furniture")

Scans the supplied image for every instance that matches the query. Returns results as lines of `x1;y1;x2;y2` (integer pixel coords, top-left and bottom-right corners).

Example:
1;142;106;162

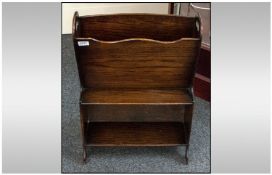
72;12;201;164
169;3;211;101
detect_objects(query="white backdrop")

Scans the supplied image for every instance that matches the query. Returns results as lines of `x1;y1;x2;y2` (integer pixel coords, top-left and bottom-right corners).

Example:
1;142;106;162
62;3;169;34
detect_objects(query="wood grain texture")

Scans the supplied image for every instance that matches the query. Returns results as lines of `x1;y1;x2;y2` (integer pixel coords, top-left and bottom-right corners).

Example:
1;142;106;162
73;14;201;89
72;13;201;159
81;89;193;104
87;105;184;122
75;39;200;89
78;14;199;41
85;122;187;146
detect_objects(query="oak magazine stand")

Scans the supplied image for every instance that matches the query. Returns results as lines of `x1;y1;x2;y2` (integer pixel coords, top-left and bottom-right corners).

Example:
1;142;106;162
72;12;201;164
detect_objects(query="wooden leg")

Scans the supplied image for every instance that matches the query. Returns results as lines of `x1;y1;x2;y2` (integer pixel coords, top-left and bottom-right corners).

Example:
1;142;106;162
184;105;193;164
185;145;189;165
83;146;87;162
80;104;88;162
184;105;193;143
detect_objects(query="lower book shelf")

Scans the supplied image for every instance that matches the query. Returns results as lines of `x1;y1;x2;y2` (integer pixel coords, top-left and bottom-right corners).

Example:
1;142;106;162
84;122;188;146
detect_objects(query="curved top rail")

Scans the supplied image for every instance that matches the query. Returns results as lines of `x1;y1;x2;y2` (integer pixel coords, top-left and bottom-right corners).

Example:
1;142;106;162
73;13;201;42
74;37;200;44
78;12;198;19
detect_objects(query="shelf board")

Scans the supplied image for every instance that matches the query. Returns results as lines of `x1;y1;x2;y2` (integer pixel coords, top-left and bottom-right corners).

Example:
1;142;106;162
81;89;193;105
85;122;187;146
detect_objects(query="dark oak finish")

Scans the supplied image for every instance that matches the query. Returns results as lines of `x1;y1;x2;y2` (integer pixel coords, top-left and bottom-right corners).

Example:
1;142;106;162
184;105;194;143
72;12;201;164
76;14;199;41
168;3;175;14
85;122;187;146
81;89;193;104
80;105;88;161
75;39;200;89
87;105;185;122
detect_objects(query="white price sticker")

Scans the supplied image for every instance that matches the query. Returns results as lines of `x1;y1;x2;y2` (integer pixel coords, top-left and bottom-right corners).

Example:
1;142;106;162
78;41;89;46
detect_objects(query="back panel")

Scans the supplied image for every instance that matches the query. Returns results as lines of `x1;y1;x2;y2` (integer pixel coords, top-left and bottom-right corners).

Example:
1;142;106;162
78;14;198;41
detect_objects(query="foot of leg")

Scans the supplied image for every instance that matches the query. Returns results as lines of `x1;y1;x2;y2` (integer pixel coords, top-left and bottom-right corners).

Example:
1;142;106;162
185;145;189;165
83;146;87;162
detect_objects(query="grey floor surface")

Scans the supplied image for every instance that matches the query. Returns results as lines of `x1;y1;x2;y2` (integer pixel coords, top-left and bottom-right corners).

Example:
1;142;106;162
62;34;211;173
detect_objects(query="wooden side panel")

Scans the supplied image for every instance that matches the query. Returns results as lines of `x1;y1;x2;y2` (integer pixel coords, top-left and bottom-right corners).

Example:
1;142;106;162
79;14;198;41
184;105;193;144
75;39;201;89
